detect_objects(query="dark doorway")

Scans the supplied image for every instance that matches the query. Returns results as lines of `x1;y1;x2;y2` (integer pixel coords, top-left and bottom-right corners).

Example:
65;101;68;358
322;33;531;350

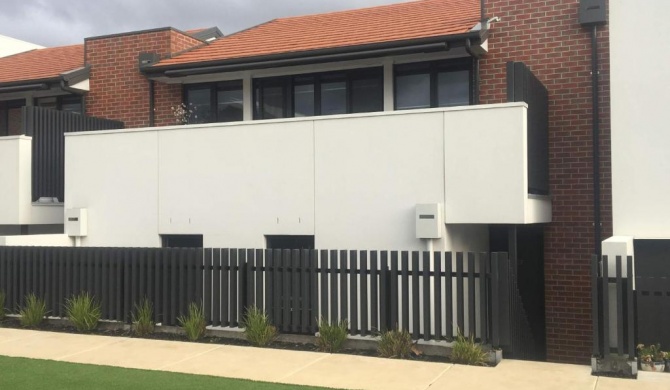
161;235;203;248
490;224;546;360
266;235;315;250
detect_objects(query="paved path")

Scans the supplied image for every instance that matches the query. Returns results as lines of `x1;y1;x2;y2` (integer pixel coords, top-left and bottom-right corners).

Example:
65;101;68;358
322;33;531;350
1;328;669;389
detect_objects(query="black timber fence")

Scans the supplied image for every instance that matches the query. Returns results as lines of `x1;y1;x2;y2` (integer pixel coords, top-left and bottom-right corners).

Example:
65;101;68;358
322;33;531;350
0;246;532;357
592;255;636;358
20;106;124;202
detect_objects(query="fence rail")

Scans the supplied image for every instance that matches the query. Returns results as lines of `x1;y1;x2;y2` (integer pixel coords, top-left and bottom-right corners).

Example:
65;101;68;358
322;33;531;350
0;246;528;354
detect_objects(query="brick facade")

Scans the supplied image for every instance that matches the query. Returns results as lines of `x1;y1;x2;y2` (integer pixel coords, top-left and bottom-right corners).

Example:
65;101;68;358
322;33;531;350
85;29;203;128
481;0;611;363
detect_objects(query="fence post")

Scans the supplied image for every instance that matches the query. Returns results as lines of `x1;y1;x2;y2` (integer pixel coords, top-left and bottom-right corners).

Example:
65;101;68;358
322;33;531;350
591;254;601;356
626;256;635;358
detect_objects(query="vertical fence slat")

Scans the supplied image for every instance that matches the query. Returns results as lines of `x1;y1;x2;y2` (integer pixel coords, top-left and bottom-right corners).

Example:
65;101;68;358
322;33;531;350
456;252;465;335
291;250;300;333
401;251;409;332
255;249;264;310
320;250;329;322
411;251;420;340
491;253;500;346
301;249;310;334
390;251;399;330
310;250;319;333
169;249;178;325
602;255;610;355
222;249;231;327
329;250;338;324
479;253;489;344
282;249;291;333
230;249;239;327
213;249;222;327
591;254;600;356
626;256;635;358
370;251;378;333
265;249;274;323
350;250;358;335
468;252;476;338
616;256;624;357
204;249;212;324
423;252;431;341
434;252;442;341
360;251;368;336
272;249;282;328
380;251;388;332
339;250;348;327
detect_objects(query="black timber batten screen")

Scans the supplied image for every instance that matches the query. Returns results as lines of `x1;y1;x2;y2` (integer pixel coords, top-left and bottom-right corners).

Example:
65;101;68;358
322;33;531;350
507;62;549;196
22;106;124;202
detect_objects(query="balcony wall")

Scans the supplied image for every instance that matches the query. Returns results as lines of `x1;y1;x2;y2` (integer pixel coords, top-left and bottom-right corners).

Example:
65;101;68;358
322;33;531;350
65;103;550;249
0;136;31;225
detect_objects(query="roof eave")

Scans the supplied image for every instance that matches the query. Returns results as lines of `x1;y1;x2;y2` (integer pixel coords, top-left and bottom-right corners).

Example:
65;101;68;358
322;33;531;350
145;30;487;78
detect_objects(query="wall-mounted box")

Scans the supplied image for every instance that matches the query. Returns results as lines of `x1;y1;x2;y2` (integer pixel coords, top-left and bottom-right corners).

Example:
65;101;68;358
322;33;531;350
579;0;607;26
65;208;88;237
416;203;442;239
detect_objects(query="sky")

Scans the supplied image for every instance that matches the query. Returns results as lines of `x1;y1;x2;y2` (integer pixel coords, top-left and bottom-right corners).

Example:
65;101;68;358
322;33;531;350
1;0;411;47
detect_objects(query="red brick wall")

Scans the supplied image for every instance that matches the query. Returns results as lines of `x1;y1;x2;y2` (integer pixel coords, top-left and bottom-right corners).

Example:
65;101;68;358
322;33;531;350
481;0;611;363
85;29;202;128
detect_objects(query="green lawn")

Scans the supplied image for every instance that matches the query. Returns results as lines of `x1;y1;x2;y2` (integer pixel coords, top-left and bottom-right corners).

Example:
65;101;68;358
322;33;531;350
0;356;336;390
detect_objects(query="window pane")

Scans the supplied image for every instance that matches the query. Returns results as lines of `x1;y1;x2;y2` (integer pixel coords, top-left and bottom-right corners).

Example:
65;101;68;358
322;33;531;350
321;81;346;116
437;70;470;107
395;73;430;110
61;97;83;115
262;85;285;119
294;84;315;117
185;88;211;124
351;77;383;113
217;88;243;122
36;97;58;110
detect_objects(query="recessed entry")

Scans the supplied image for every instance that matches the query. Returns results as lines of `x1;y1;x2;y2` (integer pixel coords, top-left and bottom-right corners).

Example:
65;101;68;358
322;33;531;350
161;234;203;248
265;235;315;250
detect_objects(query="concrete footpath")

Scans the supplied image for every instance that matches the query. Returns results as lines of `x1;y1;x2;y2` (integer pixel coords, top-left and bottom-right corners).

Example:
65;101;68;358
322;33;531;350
1;328;669;390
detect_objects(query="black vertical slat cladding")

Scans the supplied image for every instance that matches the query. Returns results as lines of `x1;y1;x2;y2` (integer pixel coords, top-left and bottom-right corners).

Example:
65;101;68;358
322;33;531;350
64;248;72;309
310;250;319;333
131;250;139;313
498;253;511;348
58;248;65;318
411;252;420;340
370;251;379;332
615;256;624;356
255;249;264;310
178;249;187;316
94;249;102;310
390;251;399;329
349;250;358;335
204;249;212;324
124;249;132;322
456;252;465;334
434;252;442;340
272;249;282;327
170;249;178;325
401;251;409;332
602;255;610;355
230;249;239;326
291;250;301;333
468;252;476;338
241;249;251;315
339;250;348;325
213;249;222;327
160;249;169;325
423;252;431;341
360;251;368;336
491;253;500;346
320;250;329;322
380;251;389;332
591;254;601;356
301;249;310;333
282;249;291;332
479;253;489;344
222;249;230;326
265;249;274;322
626;256;635;358
196;248;204;307
329;250;338;323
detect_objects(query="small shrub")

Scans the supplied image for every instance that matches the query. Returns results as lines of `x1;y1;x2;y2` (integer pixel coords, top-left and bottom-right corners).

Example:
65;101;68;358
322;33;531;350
132;297;155;337
65;292;102;332
178;302;207;341
241;305;277;347
316;318;349;353
0;290;6;321
378;328;413;359
450;331;488;366
19;293;47;327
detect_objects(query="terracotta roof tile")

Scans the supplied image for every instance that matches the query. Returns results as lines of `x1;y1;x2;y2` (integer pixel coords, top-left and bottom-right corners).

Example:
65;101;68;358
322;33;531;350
0;44;84;85
157;0;480;67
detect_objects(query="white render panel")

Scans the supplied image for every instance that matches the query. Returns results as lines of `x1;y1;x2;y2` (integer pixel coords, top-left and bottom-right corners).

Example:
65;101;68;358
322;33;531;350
314;113;445;250
444;106;528;224
0;234;72;247
65;131;160;247
610;0;670;238
158;121;315;248
65;103;538;249
0;136;32;225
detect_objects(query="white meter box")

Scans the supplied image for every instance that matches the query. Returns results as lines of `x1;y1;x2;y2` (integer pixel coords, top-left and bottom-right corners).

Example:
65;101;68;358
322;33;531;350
65;208;88;237
416;203;442;239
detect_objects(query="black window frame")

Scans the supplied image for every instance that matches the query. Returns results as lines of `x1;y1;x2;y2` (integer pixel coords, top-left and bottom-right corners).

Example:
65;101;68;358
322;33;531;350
183;80;244;124
394;57;474;110
253;67;384;120
35;95;83;114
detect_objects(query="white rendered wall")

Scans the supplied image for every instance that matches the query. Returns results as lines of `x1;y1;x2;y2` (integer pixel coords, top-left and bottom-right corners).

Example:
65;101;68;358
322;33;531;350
65;103;540;249
0;136;31;225
0;234;72;247
0;35;43;58
610;0;670;238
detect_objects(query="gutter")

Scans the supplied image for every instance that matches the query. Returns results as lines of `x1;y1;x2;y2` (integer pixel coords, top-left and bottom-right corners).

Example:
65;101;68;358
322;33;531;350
144;30;487;78
0;83;49;93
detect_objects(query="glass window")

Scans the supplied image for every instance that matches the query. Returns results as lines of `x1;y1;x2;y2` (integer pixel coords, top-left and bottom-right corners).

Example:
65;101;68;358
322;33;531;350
36;97;58;110
61;96;83;114
186;88;211;124
262;85;285;119
293;84;315;117
320;81;347;116
437;70;470;107
395;73;430;110
351;77;383;113
217;88;243;122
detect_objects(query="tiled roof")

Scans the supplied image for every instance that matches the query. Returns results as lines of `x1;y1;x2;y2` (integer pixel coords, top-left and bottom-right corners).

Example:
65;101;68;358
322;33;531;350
0;44;84;85
156;0;480;68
